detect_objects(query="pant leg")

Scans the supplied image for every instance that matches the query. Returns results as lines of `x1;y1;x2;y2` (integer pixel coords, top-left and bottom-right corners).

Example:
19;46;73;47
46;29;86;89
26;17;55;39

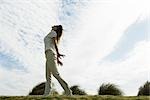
44;59;52;95
53;73;72;95
45;50;72;95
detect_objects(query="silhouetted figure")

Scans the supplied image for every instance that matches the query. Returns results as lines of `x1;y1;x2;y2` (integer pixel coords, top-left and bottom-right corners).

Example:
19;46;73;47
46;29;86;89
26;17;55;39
43;25;72;96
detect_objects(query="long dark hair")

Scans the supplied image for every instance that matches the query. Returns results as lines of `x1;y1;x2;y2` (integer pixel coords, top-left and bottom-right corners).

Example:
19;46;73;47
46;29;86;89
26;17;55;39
55;25;63;44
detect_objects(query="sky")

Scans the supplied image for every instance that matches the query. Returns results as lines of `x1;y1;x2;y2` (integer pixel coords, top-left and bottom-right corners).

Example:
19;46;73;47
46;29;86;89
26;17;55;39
0;0;149;96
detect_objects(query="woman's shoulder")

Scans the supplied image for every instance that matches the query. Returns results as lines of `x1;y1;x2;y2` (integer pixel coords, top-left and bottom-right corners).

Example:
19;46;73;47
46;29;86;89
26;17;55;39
51;30;57;34
49;30;57;37
45;30;57;38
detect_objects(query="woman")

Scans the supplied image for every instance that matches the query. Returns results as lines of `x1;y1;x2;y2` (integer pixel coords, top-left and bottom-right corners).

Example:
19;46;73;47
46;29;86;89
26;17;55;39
43;25;72;96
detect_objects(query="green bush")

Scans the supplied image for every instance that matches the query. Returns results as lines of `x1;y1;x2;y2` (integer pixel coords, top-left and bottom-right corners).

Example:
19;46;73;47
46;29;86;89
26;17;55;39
98;83;123;95
138;81;150;96
29;82;45;95
29;82;58;95
70;85;87;95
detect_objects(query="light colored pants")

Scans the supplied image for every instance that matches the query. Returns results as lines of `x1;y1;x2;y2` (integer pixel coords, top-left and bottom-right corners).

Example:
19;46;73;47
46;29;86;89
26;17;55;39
44;49;72;96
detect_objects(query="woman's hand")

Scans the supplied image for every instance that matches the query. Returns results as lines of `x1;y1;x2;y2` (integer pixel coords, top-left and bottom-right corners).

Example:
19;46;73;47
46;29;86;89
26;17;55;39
57;57;63;66
57;53;65;59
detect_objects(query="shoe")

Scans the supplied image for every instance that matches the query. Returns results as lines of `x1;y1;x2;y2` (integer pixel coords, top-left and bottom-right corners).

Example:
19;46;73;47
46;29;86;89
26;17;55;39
43;93;49;96
65;90;72;96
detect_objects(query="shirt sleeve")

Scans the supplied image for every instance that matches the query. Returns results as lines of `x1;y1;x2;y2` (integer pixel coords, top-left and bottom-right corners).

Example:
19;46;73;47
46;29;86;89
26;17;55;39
49;30;57;38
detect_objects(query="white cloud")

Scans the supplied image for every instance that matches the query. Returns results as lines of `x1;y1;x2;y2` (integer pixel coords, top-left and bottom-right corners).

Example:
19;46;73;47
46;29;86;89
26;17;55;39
0;0;60;96
96;41;149;95
62;40;149;95
58;0;149;95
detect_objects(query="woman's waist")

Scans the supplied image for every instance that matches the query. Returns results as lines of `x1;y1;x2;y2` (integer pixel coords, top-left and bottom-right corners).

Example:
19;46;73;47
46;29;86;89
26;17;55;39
45;49;56;54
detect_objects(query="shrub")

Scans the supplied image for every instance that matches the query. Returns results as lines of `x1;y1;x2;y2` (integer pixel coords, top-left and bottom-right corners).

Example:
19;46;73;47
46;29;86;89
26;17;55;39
29;82;58;95
29;82;45;95
98;83;123;95
70;85;87;95
138;81;150;96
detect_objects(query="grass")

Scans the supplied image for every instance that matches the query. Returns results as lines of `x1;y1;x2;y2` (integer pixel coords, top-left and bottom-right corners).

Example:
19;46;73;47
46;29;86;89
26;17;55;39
0;95;150;100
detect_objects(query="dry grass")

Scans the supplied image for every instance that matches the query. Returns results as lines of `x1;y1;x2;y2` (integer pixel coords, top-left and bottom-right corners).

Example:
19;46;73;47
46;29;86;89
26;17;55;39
0;95;150;100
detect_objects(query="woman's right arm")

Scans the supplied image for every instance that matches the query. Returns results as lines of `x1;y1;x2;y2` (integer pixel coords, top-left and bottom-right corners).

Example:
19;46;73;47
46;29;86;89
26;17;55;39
52;38;63;66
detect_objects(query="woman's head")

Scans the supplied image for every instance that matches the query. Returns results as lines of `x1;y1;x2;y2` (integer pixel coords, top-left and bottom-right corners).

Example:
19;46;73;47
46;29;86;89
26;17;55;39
52;26;57;31
52;25;63;43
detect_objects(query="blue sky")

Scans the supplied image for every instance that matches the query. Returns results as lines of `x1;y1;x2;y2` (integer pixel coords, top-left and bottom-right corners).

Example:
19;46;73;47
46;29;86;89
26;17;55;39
0;52;24;70
0;0;149;96
104;17;148;61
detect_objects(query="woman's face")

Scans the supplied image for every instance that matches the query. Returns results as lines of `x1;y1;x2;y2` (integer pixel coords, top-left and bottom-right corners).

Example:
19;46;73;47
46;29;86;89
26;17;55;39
52;26;57;31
